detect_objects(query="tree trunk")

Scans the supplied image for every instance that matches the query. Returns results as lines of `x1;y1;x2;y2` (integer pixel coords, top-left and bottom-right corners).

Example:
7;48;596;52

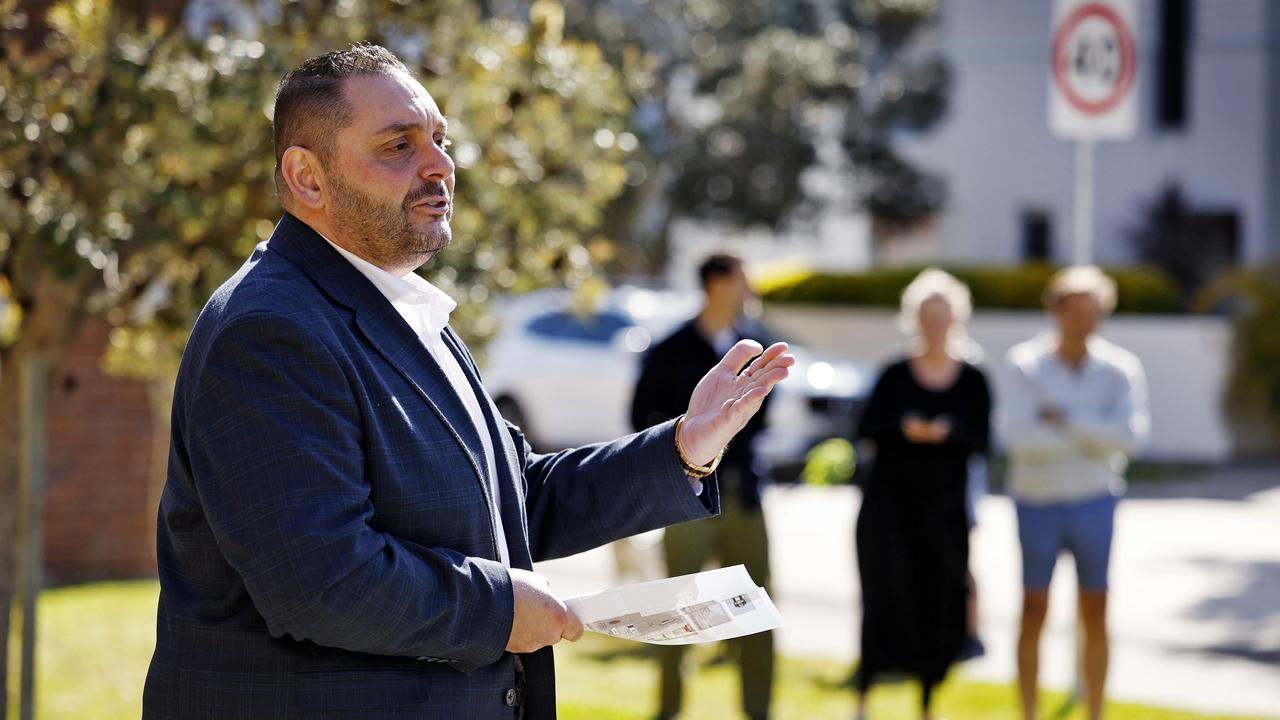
0;269;90;714
145;375;175;562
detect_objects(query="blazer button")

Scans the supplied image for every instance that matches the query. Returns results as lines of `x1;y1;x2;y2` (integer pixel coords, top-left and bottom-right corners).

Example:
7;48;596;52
504;688;518;707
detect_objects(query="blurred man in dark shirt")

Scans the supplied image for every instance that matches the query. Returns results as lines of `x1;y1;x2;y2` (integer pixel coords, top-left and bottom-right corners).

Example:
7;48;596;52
630;253;775;720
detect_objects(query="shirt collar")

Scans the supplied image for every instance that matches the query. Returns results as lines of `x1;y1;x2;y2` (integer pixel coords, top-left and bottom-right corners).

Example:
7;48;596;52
1035;330;1103;374
321;235;457;337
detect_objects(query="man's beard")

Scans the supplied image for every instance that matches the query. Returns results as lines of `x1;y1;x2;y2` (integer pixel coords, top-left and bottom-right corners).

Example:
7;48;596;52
327;174;452;270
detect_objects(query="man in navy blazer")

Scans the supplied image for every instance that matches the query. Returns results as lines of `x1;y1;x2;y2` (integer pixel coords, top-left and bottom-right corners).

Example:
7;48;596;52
142;44;793;719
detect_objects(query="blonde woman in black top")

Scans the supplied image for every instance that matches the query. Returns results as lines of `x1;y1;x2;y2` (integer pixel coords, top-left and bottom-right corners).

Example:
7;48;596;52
853;269;992;720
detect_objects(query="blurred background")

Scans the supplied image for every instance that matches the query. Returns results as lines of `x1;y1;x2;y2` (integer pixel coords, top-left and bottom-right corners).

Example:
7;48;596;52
1;0;1278;718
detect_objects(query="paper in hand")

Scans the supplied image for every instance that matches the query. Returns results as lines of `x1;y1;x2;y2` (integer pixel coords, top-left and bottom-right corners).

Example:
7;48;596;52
564;565;783;645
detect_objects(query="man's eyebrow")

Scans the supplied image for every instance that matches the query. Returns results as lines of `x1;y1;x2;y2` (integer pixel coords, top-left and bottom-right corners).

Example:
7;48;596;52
372;117;448;138
371;121;421;138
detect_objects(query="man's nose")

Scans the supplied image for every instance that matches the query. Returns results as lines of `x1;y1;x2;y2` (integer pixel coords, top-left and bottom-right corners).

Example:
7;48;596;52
419;143;454;181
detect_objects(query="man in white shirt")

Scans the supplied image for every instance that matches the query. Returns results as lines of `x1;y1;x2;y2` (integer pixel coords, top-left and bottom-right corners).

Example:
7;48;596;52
144;43;794;720
1003;266;1150;720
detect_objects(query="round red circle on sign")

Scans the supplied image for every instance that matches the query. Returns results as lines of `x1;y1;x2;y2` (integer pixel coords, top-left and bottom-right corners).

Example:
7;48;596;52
1051;2;1137;115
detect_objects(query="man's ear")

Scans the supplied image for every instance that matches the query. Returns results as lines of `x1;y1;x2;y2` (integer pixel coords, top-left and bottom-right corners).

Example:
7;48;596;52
280;146;325;210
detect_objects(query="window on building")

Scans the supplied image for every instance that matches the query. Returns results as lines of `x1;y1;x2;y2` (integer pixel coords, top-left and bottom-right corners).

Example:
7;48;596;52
1020;209;1053;261
1157;0;1191;129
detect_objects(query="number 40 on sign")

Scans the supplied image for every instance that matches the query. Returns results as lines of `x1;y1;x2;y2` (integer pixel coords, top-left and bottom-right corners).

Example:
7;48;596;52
1049;0;1139;141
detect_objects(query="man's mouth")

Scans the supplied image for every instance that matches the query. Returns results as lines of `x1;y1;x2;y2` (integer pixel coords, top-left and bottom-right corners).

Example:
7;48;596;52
412;196;450;217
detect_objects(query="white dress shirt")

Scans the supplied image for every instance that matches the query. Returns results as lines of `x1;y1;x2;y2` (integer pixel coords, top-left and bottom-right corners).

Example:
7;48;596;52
1002;332;1150;503
323;238;511;567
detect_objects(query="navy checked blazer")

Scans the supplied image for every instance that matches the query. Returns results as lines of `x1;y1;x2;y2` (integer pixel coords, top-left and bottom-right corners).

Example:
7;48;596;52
143;213;720;719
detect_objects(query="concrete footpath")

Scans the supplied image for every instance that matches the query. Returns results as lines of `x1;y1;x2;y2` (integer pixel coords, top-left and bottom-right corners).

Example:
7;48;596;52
536;464;1280;718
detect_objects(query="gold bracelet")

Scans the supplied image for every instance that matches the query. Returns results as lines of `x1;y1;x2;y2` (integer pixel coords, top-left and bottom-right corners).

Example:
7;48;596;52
674;415;725;479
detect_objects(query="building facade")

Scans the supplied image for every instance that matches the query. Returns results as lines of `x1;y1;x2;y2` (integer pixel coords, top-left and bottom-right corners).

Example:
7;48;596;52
896;0;1280;267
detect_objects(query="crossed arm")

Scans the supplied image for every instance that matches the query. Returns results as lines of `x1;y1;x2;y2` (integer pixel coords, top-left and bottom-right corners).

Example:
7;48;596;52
1001;356;1149;462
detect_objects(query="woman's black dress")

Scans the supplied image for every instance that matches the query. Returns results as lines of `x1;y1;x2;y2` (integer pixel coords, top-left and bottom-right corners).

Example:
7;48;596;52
854;359;991;700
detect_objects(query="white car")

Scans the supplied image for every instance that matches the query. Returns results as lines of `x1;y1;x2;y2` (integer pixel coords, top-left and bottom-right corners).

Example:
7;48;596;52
482;285;871;479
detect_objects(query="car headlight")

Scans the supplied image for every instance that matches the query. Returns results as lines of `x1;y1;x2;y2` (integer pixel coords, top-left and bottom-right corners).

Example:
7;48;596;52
806;361;836;391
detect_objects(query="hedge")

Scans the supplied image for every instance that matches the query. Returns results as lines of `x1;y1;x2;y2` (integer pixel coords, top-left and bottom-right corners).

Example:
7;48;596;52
1196;264;1280;448
756;263;1183;314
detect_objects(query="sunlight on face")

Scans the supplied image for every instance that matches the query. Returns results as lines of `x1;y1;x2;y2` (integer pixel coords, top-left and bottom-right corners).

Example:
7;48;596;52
323;71;456;272
708;265;753;316
917;295;955;351
1054;292;1102;341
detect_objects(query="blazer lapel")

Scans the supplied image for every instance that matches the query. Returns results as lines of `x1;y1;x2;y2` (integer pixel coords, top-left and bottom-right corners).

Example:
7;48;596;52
354;310;493;483
441;327;534;568
265;214;493;504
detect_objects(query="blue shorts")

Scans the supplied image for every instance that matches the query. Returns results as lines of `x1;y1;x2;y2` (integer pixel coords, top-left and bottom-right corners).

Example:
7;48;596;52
1015;494;1117;591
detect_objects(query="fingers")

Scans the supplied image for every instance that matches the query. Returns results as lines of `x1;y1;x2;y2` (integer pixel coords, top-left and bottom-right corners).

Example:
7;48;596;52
737;343;794;386
716;339;767;376
720;366;789;431
507;569;583;653
721;363;789;413
735;360;793;401
562;610;585;642
742;342;789;375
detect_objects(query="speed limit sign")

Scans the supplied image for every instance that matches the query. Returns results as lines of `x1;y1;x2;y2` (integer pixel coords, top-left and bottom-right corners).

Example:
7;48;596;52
1049;0;1138;140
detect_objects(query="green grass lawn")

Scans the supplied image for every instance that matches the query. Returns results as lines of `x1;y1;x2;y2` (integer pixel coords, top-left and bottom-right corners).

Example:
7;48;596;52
6;580;159;720
5;580;1272;720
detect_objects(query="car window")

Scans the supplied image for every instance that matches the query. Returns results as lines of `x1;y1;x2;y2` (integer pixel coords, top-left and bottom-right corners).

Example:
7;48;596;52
525;311;635;344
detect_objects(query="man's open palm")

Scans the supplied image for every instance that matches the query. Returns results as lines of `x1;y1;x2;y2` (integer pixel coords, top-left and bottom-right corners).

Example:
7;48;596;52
679;341;795;465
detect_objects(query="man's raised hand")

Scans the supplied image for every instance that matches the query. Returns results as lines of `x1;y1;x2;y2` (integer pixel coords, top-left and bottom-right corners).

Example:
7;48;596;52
678;341;795;466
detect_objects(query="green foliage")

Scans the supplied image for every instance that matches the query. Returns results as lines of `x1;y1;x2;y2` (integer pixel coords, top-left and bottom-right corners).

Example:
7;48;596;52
756;264;1184;314
800;437;856;486
558;0;950;258
0;13;635;701
1126;183;1199;303
0;0;635;374
1;0;276;378
1126;183;1242;307
1197;264;1280;448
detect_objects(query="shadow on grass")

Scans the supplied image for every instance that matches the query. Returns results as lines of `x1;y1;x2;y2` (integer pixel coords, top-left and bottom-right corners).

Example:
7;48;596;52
580;641;656;664
809;661;924;697
1051;693;1080;719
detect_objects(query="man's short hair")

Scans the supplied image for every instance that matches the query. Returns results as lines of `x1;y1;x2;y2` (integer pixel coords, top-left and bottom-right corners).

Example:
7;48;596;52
272;43;410;200
1043;265;1118;314
698;253;743;290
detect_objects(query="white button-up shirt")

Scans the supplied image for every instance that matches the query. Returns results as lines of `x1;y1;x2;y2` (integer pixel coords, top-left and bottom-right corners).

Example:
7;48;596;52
324;238;511;567
1002;332;1150;504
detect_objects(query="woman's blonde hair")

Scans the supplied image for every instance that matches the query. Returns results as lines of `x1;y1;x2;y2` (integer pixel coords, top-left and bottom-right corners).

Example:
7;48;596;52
897;267;972;338
1043;265;1117;314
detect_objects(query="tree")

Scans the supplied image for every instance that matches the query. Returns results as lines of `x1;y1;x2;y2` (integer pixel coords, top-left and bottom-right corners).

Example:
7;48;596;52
0;0;634;705
1126;182;1238;307
557;0;950;267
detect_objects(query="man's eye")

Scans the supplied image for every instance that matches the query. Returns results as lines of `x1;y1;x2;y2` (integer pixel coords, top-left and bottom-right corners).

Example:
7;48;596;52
393;141;412;152
437;137;452;150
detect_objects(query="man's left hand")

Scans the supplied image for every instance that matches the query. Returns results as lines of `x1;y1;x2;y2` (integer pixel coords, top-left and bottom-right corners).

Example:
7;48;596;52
678;341;795;466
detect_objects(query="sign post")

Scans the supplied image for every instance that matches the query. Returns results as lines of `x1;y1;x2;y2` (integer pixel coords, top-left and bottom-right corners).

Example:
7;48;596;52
1049;0;1139;264
1072;139;1096;266
1048;0;1138;703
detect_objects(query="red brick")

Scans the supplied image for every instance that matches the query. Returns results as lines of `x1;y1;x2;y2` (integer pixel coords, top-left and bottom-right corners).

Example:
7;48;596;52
41;317;159;583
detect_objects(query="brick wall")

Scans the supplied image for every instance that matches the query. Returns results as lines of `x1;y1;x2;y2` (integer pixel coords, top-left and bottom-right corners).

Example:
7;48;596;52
43;318;158;583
